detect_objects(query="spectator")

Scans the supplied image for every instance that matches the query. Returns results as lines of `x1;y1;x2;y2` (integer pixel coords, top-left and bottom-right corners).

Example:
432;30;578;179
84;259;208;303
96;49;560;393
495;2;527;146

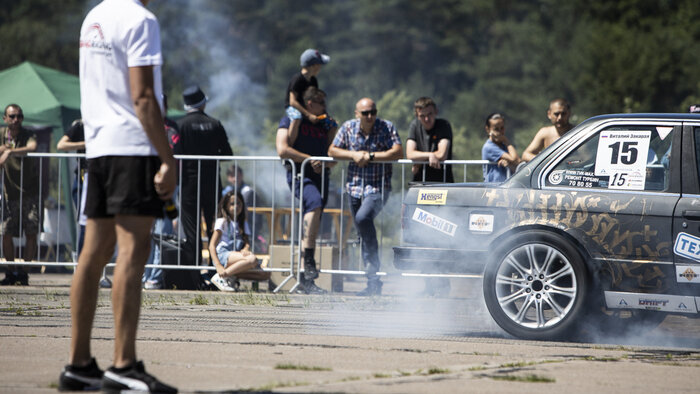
57;119;87;221
59;0;177;392
406;97;454;183
174;85;233;271
328;98;403;296
222;164;255;207
143;94;180;290
521;98;574;162
285;49;330;146
405;97;453;296
209;190;271;292
482;113;520;183
276;87;337;294
0;104;38;286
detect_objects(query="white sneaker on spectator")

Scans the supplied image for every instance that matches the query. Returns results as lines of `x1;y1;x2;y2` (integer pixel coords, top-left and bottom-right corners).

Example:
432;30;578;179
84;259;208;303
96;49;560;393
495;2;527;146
211;274;235;292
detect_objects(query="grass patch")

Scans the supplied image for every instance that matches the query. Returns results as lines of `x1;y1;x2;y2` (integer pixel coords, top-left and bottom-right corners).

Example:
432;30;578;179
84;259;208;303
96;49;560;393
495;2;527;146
427;367;450;375
469;365;487;371
248;380;309;391
584;356;621;362
275;363;331;372
189;294;208;305
492;374;555;383
373;373;392;378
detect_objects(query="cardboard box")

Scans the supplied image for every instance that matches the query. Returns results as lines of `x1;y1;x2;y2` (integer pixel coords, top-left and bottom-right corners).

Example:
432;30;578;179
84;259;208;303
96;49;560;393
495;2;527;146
269;244;343;292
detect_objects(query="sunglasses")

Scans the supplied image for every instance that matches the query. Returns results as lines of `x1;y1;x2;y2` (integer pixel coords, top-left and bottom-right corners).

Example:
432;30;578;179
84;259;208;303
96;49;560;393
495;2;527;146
6;114;23;120
360;109;377;117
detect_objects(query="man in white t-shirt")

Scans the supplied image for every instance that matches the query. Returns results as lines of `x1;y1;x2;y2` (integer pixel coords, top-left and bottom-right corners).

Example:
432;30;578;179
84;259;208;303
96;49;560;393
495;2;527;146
59;1;177;392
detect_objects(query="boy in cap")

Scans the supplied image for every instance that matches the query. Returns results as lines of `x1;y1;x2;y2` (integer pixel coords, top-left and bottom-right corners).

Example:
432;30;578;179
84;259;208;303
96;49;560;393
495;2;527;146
285;49;333;141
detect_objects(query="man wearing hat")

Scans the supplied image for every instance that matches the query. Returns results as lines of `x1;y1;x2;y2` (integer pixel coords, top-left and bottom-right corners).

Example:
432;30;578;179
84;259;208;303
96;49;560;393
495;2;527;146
175;86;232;274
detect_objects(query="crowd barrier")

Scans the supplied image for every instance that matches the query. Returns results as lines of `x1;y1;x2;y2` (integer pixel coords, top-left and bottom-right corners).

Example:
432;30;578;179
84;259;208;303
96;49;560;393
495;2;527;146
0;153;506;292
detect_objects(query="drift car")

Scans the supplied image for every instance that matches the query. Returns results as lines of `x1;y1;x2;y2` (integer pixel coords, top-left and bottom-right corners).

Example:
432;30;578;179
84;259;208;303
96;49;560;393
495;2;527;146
394;113;700;340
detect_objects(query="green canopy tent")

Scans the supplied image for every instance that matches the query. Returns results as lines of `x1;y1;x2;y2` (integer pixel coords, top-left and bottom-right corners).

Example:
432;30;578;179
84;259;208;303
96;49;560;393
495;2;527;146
0;61;81;136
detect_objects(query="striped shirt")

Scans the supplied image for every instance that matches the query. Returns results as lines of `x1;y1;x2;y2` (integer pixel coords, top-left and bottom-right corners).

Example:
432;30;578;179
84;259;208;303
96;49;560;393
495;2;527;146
332;118;402;198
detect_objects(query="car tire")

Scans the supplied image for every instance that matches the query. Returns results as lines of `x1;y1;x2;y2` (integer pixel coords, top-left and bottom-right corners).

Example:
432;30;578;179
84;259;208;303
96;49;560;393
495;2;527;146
483;231;589;340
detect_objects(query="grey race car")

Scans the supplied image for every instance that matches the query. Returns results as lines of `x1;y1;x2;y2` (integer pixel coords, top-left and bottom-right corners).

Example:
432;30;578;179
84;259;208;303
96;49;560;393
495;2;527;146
393;113;700;340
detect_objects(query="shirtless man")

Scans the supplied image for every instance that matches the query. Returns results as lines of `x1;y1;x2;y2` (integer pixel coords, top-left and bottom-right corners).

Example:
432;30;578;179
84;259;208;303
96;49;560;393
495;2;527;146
521;98;573;162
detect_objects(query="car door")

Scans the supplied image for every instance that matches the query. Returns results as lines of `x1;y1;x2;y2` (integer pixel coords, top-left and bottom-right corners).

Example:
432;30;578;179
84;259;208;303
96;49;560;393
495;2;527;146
536;120;683;297
672;123;700;295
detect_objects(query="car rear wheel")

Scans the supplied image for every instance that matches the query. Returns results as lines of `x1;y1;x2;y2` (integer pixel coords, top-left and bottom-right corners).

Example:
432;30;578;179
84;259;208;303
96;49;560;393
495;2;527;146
483;231;589;340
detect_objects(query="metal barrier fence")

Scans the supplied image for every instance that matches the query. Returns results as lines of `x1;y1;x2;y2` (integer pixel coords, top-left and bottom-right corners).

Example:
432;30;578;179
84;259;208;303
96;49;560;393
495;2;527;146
0;153;505;292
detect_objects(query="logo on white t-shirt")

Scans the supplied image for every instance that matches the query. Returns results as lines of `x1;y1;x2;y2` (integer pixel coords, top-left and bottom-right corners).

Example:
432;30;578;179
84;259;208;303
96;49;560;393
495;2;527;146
80;23;112;55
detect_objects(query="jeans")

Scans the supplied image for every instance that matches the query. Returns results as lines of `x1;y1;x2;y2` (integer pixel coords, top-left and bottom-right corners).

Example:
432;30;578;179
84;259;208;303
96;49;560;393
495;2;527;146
349;193;389;282
143;217;174;284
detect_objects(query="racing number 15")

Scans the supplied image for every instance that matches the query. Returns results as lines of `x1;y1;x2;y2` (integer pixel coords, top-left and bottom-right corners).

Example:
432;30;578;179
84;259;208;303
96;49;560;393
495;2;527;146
608;141;638;165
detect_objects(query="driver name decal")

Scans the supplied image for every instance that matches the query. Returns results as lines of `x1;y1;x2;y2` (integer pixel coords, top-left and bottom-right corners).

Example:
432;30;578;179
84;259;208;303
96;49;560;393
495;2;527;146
412;208;457;236
595;130;651;190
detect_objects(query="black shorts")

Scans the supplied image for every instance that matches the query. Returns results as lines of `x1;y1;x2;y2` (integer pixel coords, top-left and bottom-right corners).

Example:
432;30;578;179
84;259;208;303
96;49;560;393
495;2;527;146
85;156;164;218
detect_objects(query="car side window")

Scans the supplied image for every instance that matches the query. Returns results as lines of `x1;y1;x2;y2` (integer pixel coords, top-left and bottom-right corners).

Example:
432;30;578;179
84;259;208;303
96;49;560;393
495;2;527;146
545;125;673;191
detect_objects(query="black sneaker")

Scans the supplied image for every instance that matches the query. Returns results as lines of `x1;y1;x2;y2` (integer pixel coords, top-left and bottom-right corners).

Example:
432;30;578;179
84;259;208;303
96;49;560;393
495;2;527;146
357;281;382;297
304;281;327;295
58;357;103;391
0;271;17;285
303;260;319;280
16;270;29;286
102;360;177;393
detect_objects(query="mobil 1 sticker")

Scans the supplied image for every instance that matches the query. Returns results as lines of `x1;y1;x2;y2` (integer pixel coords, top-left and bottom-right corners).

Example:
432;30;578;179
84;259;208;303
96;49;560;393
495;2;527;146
595;130;650;190
674;232;700;262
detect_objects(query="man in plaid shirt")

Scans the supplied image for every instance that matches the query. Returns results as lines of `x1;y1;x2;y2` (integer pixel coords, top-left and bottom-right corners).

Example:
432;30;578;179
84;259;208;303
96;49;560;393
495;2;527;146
329;97;403;296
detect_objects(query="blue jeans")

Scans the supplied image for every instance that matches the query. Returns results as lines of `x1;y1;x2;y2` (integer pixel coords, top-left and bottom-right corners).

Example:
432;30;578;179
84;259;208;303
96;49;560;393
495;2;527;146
349;193;389;282
143;217;174;284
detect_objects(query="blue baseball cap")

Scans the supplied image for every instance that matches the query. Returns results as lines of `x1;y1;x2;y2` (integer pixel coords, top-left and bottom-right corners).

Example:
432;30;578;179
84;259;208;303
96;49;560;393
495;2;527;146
300;49;330;67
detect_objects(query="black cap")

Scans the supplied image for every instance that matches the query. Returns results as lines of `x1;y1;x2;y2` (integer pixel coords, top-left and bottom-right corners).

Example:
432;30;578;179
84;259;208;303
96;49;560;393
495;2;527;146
182;85;208;110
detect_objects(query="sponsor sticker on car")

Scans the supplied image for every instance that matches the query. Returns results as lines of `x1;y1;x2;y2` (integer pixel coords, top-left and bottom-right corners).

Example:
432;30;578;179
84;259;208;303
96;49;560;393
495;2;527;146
469;213;494;233
411;207;457;236
676;265;700;283
674;232;700;263
416;189;448;205
604;291;698;313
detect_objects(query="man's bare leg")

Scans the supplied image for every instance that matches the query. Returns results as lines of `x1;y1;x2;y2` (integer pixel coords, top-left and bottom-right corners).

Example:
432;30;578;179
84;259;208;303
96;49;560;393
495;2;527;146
302;208;321;250
69;218;116;366
111;215;154;368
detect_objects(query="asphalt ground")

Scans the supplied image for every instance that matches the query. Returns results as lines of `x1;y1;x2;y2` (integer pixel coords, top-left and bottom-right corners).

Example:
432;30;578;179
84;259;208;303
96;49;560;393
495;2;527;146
0;273;698;393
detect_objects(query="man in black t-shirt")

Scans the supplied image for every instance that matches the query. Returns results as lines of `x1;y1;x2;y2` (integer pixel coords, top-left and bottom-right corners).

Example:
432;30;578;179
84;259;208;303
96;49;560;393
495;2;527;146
406;97;454;183
405;97;454;296
276;87;337;294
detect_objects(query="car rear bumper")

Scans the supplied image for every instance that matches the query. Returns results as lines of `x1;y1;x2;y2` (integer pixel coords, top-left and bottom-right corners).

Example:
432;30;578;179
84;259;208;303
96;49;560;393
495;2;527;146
392;246;487;274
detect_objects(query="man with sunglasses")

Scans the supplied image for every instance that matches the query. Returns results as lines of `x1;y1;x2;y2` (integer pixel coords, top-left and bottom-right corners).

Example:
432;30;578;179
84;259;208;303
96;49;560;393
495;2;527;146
0;104;38;286
276;87;337;294
521;98;574;162
328;98;403;296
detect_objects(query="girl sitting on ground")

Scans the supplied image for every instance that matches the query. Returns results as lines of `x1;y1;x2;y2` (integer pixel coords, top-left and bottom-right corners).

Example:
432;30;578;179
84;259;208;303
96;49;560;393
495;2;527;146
209;190;270;291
